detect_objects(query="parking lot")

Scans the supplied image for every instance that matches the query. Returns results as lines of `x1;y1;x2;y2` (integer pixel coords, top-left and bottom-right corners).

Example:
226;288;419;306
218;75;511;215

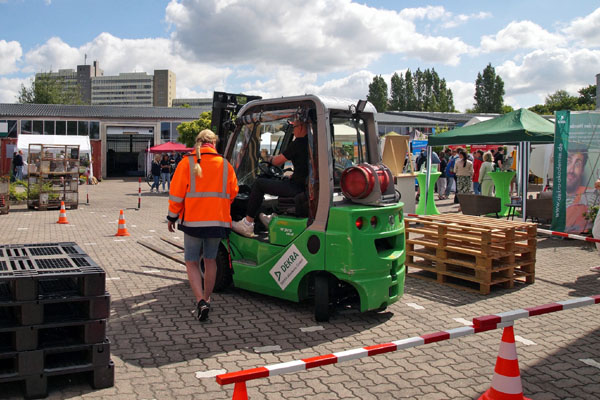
1;178;599;399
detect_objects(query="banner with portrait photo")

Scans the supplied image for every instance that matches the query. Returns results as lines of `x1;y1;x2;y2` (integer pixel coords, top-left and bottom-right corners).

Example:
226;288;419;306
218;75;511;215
552;110;600;233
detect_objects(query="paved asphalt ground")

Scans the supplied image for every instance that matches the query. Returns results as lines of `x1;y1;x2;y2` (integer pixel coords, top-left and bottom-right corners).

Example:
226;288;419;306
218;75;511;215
1;178;599;399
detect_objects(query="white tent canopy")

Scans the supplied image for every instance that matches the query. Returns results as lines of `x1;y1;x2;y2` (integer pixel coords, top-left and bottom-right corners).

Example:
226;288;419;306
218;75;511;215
17;134;93;177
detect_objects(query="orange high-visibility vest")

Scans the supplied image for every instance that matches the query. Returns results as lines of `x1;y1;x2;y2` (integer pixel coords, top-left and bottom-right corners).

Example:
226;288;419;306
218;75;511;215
168;147;238;229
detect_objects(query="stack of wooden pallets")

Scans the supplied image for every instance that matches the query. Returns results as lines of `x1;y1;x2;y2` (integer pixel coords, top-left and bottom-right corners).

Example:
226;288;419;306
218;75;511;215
405;214;537;295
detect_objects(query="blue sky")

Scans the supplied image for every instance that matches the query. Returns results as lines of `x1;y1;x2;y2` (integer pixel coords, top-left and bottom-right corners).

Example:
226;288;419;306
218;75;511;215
0;0;599;111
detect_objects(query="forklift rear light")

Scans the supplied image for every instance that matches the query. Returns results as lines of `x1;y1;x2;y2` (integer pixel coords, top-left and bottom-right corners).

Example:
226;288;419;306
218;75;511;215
370;216;378;228
355;217;364;229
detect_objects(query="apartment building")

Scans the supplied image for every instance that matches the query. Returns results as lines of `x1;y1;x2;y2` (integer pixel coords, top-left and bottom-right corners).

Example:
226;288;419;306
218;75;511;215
35;61;175;107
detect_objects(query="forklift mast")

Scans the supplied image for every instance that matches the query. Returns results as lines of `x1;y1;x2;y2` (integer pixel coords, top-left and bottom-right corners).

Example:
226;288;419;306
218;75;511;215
211;91;262;154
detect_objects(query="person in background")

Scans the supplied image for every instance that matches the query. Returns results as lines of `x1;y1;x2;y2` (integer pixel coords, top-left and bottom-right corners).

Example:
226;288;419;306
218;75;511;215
150;155;161;193
445;149;458;199
438;151;447;200
494;147;505;170
160;153;172;192
479;152;495;196
14;150;24;181
453;150;473;204
472;150;484;195
167;129;239;321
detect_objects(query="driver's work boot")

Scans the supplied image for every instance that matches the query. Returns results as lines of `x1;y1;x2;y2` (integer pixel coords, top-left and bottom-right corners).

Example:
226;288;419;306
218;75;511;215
259;213;277;228
232;218;256;237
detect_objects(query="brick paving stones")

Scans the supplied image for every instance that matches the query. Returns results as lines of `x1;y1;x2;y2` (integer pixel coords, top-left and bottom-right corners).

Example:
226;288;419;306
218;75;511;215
0;179;598;399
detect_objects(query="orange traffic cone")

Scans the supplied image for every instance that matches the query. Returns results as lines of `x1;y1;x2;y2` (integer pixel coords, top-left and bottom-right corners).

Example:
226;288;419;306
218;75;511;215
57;201;69;224
232;382;248;400
115;209;130;236
479;325;531;400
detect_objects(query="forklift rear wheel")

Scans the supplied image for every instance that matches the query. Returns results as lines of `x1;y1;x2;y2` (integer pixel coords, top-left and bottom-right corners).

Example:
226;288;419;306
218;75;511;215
314;274;330;322
213;246;233;292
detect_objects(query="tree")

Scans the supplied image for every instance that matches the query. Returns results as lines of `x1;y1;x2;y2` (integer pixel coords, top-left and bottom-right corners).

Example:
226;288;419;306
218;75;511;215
473;63;505;113
389;72;405;111
177;111;212;147
404;69;417;111
17;73;83;104
578;84;596;108
367;75;388;112
501;105;514;114
387;68;455;112
545;90;578;112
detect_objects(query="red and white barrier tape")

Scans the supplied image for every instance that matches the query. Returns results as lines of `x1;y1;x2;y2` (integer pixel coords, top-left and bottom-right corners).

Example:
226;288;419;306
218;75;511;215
537;228;600;244
216;295;600;387
474;295;600;328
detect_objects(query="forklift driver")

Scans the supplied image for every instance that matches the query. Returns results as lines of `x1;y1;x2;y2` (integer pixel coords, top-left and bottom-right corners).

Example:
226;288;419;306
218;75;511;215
232;120;308;237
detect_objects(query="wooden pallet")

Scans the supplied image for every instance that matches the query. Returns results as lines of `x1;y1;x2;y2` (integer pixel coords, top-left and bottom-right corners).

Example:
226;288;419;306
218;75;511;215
405;214;537;294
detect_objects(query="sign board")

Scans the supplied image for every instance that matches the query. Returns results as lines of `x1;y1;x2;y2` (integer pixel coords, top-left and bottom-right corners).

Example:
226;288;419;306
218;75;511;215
269;244;307;290
552;110;600;233
0;122;7;137
411;140;428;155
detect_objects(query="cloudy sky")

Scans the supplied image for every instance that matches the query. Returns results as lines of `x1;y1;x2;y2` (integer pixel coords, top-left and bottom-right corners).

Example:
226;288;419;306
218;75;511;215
0;0;599;112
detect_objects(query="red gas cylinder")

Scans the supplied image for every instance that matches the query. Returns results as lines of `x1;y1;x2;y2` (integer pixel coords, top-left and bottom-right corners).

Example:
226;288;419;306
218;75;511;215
341;164;390;199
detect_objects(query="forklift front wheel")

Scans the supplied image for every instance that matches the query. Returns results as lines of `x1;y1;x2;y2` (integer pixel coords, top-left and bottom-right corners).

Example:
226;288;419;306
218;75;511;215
314;274;330;322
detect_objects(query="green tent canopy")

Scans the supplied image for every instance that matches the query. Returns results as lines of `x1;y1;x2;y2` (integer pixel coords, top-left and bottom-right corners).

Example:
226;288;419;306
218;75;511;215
428;108;554;146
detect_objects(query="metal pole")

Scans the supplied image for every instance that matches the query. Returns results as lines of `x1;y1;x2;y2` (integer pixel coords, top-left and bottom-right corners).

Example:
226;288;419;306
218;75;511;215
138;177;141;209
424;146;432;214
521;142;530;222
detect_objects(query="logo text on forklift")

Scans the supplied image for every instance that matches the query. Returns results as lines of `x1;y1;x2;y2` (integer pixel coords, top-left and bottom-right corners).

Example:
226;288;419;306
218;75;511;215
270;244;307;290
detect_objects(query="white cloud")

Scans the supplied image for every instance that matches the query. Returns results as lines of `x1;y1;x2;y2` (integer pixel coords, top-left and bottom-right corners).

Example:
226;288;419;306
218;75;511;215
563;7;600;47
0;76;29;103
480;21;567;53
447;80;474;112
496;48;600;97
442;11;492;29
165;0;473;70
24;37;81;73
0;40;23;75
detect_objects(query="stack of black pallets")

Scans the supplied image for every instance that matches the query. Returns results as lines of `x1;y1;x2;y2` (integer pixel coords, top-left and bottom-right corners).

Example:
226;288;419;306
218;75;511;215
0;242;113;399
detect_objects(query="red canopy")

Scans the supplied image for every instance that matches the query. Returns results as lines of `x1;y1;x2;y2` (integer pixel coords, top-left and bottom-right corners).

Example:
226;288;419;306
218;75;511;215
147;141;193;154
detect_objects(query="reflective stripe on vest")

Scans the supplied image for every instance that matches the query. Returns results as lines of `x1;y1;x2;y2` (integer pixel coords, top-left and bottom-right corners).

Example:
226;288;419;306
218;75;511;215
187;154;230;199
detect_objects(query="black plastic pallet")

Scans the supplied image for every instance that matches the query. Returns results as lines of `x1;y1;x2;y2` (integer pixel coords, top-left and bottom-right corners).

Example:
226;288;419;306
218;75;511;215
0;319;106;353
0;360;114;399
0;293;110;326
0;339;111;380
0;242;105;301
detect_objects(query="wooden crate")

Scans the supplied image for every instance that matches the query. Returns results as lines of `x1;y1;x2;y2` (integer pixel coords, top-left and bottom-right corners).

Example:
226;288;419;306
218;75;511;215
405;214;536;294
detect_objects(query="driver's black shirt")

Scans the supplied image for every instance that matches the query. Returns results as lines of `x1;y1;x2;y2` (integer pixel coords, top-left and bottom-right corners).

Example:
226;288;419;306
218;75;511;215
282;136;309;186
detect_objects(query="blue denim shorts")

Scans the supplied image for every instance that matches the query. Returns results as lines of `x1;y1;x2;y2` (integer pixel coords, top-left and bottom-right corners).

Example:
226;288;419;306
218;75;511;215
183;234;221;261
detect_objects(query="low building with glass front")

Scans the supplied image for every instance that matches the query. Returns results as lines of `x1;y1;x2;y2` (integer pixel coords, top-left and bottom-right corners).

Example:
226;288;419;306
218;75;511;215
0;104;204;178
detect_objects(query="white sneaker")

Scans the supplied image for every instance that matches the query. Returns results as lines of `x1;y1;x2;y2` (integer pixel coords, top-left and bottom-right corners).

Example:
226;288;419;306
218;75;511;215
232;219;255;238
259;213;277;228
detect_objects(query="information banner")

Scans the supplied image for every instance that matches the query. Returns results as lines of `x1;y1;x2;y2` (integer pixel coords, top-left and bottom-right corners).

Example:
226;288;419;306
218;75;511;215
552;111;600;233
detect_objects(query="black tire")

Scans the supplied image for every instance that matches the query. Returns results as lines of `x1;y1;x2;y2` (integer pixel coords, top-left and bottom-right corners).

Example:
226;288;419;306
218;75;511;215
314;274;330;322
213;246;233;292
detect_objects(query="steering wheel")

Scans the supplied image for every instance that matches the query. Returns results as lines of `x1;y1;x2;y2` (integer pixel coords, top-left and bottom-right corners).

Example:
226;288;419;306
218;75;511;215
258;160;285;178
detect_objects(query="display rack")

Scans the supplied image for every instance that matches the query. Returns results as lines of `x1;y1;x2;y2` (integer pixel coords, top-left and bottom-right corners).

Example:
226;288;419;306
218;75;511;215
27;144;80;210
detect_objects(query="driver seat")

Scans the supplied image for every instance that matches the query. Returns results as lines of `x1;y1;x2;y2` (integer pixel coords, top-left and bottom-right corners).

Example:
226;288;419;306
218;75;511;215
276;192;308;218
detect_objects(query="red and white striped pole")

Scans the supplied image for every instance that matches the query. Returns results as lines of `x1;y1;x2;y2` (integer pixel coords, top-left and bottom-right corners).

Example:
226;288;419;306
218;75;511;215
216;295;600;399
537;228;600;243
138;177;141;209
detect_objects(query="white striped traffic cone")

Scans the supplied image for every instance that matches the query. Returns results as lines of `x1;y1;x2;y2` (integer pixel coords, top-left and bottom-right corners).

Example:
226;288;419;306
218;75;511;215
479;325;531;400
57;201;69;224
115;209;130;236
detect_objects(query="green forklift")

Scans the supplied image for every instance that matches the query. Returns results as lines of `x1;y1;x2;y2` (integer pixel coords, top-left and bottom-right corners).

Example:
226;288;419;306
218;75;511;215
210;93;405;321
